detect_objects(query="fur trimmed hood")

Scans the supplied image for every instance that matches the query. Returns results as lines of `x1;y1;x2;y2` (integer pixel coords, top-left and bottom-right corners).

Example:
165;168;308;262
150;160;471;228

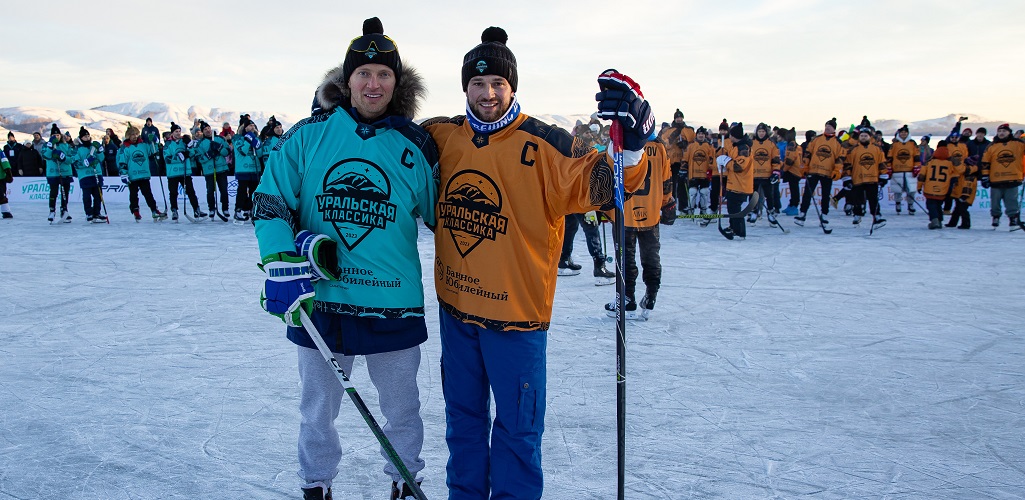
315;64;426;120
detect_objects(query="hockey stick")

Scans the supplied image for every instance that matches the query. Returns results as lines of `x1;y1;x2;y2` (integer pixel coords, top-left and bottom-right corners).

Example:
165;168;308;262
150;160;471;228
609;119;627;500
811;192;832;234
298;309;428;500
677;190;762;220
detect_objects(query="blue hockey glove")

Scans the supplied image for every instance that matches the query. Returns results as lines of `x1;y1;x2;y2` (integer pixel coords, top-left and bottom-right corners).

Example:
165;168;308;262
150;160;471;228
56;151;66;162
244;132;261;149
208;140;221;155
294;230;341;281
981;176;990;189
595;69;654;152
259;252;315;327
176;151;186;163
82;157;90;168
120;175;129;185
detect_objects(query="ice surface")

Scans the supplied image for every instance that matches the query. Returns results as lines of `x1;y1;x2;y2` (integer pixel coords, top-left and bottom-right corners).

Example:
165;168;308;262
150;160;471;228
1;201;1023;499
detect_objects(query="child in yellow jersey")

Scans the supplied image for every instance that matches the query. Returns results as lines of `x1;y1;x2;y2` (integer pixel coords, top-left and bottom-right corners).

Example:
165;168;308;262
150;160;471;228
918;141;965;229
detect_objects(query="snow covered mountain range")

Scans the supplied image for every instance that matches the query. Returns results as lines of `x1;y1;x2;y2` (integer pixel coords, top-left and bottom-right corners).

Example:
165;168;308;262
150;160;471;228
1;103;1022;144
0;103;299;143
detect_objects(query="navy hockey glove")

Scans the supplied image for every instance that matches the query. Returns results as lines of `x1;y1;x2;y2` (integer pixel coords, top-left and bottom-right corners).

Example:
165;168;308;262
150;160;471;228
259;253;315;327
120;175;129;185
770;170;781;184
244;132;261;149
56;151;66;162
208;141;222;156
660;199;677;226
981;176;990;189
678;167;689;180
294;230;341;281
595;69;654;152
81;157;90;168
176;151;187;163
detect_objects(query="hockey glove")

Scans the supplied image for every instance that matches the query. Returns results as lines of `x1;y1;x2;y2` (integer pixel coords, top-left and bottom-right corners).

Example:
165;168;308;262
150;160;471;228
660;199;677;226
120;175;129;185
294;230;341;281
176;151;187;163
208;141;221;156
82;157;90;168
679;167;689;180
187;140;199;149
981;176;990;189
259;253;315;327
770;170;781;184
912;166;921;177
56;151;66;162
583;211;599;226
716;155;731;172
840;176;853;190
244;132;261;149
878;173;889;187
595;69;654;152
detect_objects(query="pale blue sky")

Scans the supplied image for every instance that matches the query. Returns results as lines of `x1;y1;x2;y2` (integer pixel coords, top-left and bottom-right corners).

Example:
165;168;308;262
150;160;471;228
5;0;1023;130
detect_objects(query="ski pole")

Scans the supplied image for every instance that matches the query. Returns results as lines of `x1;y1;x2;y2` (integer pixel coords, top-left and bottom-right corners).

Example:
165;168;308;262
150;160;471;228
297;309;428;500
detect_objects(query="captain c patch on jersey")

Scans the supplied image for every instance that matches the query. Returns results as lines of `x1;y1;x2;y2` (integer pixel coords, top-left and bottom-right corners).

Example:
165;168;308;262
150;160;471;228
316;158;397;251
438;170;509;257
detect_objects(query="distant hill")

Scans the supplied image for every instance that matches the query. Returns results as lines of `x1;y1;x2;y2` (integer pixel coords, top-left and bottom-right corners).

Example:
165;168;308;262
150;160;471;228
2;103;1021;145
0;102;298;143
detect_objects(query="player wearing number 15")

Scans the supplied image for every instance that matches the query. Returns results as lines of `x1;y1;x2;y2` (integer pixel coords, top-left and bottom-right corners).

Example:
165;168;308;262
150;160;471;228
917;141;965;229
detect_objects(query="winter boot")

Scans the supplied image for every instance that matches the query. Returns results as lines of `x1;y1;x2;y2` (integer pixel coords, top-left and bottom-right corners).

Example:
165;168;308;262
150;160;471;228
907;201;916;215
171;209;179;221
301;482;332;500
958;212;970;229
928;218;942;230
47;210;56;222
992;216;1000;227
593;258;615;286
783;205;798;216
133;209;142;221
558;258;581;276
391;480;423;500
793;212;806;226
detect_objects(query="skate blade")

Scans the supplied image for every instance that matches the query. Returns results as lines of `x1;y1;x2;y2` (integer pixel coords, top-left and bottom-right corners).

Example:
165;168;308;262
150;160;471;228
594;277;615;286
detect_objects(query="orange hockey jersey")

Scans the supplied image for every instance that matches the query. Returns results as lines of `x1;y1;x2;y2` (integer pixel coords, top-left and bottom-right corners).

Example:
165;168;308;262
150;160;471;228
782;143;806;177
749;137;781;179
844;143;888;185
621;140;673;229
918;158;965;200
888;140;920;173
981;138;1025;185
723;139;754;195
802;135;845;178
425;114;646;331
658;124;695;165
682;140;716;182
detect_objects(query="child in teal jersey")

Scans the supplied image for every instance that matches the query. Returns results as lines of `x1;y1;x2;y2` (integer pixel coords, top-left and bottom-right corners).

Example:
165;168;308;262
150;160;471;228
73;127;106;222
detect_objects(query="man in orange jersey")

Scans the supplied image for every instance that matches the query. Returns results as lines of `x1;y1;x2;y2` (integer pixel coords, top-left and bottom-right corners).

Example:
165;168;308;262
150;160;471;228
781;129;806;216
843;127;888;229
658;108;695;213
604;138;675;319
887;124;920;215
981;123;1025;230
747;123;781;227
795;117;844;228
422;27;653;499
716;122;754;239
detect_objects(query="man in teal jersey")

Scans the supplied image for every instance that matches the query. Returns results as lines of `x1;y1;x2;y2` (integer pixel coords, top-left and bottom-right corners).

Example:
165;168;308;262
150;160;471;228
163;122;204;221
253;17;437;500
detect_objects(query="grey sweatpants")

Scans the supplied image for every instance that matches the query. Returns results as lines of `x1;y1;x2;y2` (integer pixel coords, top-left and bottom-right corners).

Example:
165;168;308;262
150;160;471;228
296;344;425;488
990;186;1021;217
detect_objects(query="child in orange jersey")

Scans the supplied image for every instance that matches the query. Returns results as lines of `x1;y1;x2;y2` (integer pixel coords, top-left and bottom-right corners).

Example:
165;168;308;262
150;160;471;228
917;141;965;229
842;127;888;229
716;122;754;239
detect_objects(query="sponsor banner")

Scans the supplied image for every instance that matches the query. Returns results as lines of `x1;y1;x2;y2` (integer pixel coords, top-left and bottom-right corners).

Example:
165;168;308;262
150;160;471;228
5;177;240;204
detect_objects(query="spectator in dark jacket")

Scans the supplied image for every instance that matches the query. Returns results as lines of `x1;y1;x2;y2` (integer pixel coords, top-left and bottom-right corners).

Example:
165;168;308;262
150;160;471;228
967;127;991;164
4;132;25;176
103;129;122;176
20;139;45;176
